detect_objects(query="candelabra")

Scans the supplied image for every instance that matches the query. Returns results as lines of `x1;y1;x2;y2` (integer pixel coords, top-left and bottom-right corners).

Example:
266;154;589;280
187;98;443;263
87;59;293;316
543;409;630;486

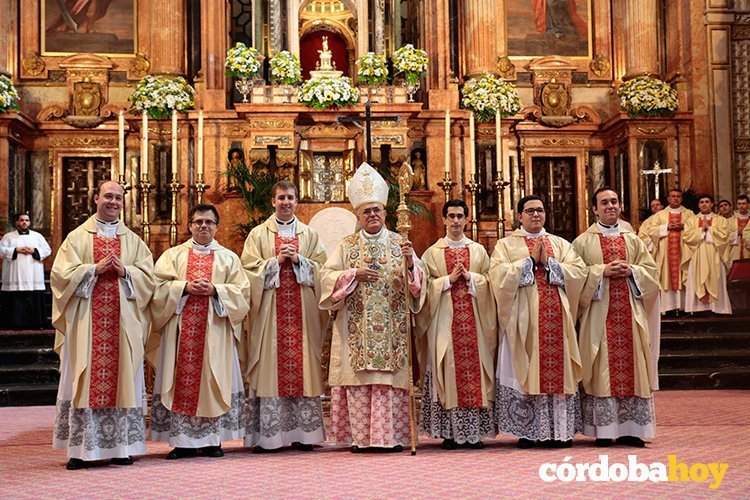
493;175;511;239
193;174;210;205
466;174;481;241
117;173;132;222
138;174;153;246
169;175;185;247
437;171;456;203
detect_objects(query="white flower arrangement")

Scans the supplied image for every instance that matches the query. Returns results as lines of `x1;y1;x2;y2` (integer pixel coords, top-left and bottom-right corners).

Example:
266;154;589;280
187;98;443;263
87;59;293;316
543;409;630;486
356;52;388;86
618;75;678;117
392;44;429;86
0;74;20;113
461;73;521;122
128;75;195;119
225;42;263;79
270;50;302;85
298;76;360;110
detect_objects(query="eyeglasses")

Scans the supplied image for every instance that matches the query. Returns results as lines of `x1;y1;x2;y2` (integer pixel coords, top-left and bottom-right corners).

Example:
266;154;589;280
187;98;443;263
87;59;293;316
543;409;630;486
523;208;545;215
191;219;217;227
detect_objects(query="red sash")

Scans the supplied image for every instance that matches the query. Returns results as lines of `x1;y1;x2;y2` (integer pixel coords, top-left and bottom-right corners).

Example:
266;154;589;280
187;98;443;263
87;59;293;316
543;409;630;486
524;237;564;395
172;250;214;416
444;247;483;408
598;234;635;397
737;218;748;259
275;234;304;398
89;235;121;408
667;212;682;291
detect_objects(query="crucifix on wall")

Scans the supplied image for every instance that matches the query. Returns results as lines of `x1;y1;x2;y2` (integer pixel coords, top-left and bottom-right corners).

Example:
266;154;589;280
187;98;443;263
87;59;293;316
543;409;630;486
337;101;398;164
641;160;672;202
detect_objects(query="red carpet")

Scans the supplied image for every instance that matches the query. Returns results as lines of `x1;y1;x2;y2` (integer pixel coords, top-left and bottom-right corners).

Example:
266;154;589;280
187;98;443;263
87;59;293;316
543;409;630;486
0;391;748;498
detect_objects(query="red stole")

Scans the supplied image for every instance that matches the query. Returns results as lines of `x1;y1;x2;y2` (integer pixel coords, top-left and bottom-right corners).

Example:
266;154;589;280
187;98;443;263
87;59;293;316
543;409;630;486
89;235;121;408
172;250;214;416
444;247;483;408
275;233;304;398
598;234;635;397
739;218;749;259
667;212;682;291
524;237;564;395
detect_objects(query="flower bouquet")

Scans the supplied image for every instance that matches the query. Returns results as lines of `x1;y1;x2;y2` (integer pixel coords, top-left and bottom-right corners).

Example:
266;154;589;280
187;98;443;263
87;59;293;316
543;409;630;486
356;52;388;85
270;50;302;85
128;75;195;119
226;42;264;102
617;75;678;117
298;76;360;110
0;75;20;113
461;73;521;122
392;44;429;101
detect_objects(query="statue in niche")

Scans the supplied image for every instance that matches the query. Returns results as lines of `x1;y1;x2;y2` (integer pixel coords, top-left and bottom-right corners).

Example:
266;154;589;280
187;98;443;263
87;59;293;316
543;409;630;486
226;148;244;192
411;150;427;190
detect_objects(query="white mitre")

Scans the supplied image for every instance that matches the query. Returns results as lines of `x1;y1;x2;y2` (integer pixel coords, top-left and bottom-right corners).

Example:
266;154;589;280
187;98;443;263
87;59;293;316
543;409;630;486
347;162;389;210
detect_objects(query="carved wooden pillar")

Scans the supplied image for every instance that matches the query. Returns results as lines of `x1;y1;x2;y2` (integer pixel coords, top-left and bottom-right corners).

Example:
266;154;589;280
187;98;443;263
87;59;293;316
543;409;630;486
623;0;659;79
269;0;283;54
287;0;300;55
374;0;385;53
461;0;500;77
149;0;186;74
422;0;457;109
0;0;17;76
200;0;229;111
358;0;369;55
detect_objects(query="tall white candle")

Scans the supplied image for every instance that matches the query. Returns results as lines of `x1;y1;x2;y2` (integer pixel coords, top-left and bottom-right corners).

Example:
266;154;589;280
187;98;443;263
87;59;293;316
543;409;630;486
171;110;178;178
469;112;476;177
141;112;148;177
197;110;204;177
118;110;125;179
444;109;451;175
495;108;502;178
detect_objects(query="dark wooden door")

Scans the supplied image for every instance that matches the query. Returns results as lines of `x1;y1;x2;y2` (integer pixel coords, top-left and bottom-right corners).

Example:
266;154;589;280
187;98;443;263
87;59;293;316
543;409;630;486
531;156;577;242
62;157;111;237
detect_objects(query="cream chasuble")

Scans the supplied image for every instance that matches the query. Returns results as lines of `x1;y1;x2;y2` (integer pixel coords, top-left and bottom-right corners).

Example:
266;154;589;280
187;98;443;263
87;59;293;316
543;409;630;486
684;213;732;314
725;213;750;262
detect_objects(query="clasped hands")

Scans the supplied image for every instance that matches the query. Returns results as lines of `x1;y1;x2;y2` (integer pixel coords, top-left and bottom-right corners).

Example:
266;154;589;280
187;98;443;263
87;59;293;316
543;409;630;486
529;239;549;267
94;254;126;278
15;246;35;255
603;259;632;278
185;278;216;297
448;262;471;284
276;243;300;265
668;222;684;232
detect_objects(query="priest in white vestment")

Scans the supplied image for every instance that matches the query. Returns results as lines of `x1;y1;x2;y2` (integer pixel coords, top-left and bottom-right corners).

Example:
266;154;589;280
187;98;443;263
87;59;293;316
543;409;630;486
51;181;154;470
0;213;52;328
241;180;328;452
574;188;660;448
684;195;732;314
320;163;427;452
725;194;750;263
149;204;250;459
490;195;587;448
416;199;497;449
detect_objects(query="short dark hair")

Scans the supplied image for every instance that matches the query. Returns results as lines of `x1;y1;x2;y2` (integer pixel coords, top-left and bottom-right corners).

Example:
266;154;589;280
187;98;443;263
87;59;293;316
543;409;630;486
718;199;732;206
189;204;220;225
592;187;619;208
517;195;544;215
738;194;750;203
698;194;714;203
442;199;469;217
669;188;683;196
14;212;30;221
271;180;297;198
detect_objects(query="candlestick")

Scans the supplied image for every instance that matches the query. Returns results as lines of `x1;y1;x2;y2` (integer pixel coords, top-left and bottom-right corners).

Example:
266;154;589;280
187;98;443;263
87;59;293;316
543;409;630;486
197;110;204;177
171;110;178;178
466;174;481;241
444;109;451;175
118;110;125;179
437;172;456;202
141;112;148;176
469;112;476;178
169;175;184;247
495;108;502;180
138;172;152;246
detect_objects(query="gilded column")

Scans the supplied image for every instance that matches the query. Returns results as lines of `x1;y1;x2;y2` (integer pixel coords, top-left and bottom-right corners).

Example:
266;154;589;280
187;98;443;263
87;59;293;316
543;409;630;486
269;0;283;54
149;0;186;75
461;0;500;77
623;0;659;79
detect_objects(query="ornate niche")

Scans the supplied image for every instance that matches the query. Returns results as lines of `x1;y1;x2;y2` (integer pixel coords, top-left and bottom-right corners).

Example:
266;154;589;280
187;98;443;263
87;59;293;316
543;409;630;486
298;123;358;202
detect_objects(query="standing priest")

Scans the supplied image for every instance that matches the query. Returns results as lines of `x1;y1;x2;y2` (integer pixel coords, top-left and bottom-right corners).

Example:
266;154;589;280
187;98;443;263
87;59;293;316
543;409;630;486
573;188;660;448
51;181;154;470
149;204;250;460
416;199;497;449
490;195;586;448
0;213;52;328
241;180;328;452
320;163;426;452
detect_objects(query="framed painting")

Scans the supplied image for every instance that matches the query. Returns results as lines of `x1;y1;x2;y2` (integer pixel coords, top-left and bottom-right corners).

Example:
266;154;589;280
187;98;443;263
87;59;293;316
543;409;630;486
41;0;137;56
507;0;592;58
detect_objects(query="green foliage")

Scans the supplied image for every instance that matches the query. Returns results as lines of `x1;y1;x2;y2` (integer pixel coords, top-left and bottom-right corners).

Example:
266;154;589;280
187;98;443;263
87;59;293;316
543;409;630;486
226;160;277;235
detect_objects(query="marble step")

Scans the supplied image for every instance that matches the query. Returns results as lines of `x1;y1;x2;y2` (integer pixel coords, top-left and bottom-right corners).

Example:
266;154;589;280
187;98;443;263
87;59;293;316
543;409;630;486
0;383;58;407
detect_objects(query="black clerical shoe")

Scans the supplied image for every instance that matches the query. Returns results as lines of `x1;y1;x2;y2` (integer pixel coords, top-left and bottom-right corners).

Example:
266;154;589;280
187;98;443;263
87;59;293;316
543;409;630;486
253;445;278;454
166;447;198;460
65;458;86;470
387;445;404;453
463;441;485;450
616;436;645;448
200;445;224;458
111;456;134;466
517;438;536;449
441;438;459;450
553;440;573;448
350;445;363;453
292;442;314;452
595;438;613;447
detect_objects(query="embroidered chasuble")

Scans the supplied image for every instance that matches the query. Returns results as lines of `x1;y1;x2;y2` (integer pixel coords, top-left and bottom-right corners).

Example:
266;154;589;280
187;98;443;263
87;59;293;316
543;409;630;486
523;237;564;395
667;212;682;291
172;250;214;416
739;218;749;259
444;247;482;408
274;233;304;397
88;235;122;408
598;234;635;397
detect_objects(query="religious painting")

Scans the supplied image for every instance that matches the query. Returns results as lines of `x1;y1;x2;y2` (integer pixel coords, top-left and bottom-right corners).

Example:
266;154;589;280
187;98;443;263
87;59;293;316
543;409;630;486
42;0;137;55
506;0;591;58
